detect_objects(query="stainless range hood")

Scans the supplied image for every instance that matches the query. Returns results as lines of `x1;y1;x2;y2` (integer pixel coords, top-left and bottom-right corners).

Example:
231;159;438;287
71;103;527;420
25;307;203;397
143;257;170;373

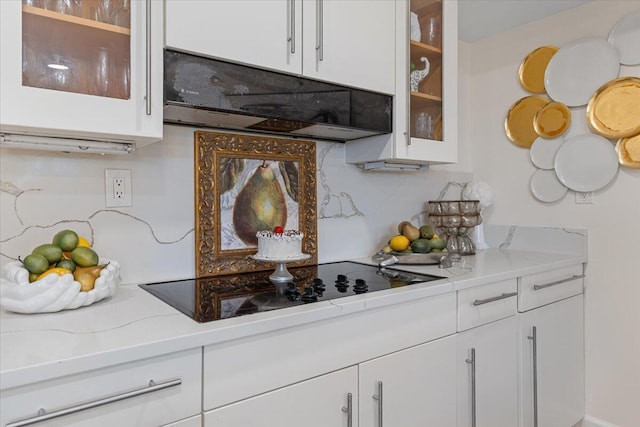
163;50;392;142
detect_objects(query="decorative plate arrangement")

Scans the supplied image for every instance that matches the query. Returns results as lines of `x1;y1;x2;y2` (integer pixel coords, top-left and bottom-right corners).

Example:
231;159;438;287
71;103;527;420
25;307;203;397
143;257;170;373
507;11;640;202
0;229;121;314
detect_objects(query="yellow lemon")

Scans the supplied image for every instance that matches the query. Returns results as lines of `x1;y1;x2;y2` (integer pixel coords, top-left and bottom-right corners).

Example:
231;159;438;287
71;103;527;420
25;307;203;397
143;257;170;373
77;236;91;248
36;267;72;281
389;235;410;252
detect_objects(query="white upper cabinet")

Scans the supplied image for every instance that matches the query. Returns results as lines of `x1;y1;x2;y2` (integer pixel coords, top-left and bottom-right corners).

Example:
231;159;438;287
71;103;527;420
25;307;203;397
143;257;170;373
0;0;163;147
164;0;395;95
300;0;395;94
165;0;303;76
345;0;458;169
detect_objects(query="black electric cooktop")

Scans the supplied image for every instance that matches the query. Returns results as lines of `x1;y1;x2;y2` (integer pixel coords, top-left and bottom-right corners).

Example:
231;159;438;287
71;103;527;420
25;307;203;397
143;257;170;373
139;261;443;323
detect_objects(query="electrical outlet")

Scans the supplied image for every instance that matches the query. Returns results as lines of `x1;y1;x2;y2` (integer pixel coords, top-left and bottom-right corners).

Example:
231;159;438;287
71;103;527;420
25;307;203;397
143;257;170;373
105;169;132;207
575;191;593;204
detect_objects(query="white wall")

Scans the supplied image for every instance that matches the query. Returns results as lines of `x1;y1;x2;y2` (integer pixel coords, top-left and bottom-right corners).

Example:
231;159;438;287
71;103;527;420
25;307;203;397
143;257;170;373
463;2;640;425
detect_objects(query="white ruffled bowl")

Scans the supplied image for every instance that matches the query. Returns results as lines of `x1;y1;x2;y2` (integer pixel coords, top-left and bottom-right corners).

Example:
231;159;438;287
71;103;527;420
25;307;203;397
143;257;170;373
0;259;121;314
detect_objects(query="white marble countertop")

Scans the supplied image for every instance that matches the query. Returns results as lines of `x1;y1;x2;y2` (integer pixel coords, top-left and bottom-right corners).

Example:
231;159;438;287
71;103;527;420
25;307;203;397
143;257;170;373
0;247;585;391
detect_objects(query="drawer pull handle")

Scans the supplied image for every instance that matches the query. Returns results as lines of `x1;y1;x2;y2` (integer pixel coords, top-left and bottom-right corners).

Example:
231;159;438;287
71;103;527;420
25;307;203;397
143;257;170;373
533;274;584;291
472;292;517;306
341;392;353;427
6;378;182;427
372;380;383;427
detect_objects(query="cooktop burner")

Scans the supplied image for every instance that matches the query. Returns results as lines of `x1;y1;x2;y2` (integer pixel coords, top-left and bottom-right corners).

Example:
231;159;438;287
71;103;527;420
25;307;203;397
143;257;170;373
139;261;443;323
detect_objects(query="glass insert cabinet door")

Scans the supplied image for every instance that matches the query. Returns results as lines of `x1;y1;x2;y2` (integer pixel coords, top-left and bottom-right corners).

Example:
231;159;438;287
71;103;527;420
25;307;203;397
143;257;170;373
409;0;443;142
21;0;131;100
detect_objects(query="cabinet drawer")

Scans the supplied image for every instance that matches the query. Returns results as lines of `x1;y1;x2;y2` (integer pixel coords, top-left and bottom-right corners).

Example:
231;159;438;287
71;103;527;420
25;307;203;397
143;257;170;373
518;264;584;312
203;292;456;410
457;278;518;331
1;348;201;427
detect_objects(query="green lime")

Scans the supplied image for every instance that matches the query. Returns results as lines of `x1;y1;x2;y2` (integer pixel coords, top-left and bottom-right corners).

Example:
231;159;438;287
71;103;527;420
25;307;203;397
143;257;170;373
71;246;99;267
56;259;77;273
52;230;79;251
410;238;433;253
23;253;49;274
32;244;63;264
430;238;446;250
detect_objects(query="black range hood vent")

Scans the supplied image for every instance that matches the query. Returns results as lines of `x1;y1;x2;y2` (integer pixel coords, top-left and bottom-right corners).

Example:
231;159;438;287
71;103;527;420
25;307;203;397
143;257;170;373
163;50;392;142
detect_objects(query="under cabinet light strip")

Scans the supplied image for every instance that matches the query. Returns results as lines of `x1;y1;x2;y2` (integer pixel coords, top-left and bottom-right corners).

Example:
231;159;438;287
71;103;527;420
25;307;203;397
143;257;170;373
0;134;134;155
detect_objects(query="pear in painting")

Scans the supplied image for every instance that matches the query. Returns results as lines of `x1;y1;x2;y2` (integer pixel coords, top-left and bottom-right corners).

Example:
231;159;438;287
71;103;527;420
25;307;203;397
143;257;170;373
233;164;288;245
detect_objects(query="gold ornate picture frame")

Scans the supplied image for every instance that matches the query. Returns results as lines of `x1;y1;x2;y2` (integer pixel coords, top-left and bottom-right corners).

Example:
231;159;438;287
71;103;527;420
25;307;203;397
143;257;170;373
194;131;317;277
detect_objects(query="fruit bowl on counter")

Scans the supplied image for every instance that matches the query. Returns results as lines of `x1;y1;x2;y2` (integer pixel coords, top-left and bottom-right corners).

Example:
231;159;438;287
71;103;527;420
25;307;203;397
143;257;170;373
0;259;121;314
0;229;121;314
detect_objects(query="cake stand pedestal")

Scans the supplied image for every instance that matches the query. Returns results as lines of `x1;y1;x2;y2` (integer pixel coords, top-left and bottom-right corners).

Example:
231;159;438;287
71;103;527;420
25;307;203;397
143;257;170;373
250;254;311;288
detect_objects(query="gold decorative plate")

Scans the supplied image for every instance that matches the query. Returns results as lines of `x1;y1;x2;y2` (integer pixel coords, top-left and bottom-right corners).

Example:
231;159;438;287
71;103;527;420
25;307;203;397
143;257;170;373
616;134;640;169
587;77;640;138
505;95;549;148
518;46;558;94
534;101;571;138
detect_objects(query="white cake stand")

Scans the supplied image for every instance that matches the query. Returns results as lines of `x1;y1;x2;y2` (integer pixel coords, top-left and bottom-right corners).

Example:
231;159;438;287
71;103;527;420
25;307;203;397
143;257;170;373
250;254;312;286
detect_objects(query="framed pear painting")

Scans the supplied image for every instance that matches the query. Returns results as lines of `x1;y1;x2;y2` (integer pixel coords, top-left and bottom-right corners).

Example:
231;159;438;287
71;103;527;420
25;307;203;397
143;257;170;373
194;131;317;277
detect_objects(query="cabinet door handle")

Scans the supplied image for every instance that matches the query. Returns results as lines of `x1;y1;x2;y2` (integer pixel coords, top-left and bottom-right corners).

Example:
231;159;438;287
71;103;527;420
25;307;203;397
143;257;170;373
472;291;517;306
372;380;383;427
6;378;181;427
316;0;324;61
341;392;353;427
527;326;539;427
465;348;477;427
288;0;295;54
145;0;152;116
533;274;584;291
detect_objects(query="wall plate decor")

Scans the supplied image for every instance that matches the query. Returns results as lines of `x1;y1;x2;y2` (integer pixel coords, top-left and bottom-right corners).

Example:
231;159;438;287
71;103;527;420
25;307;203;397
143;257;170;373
554;133;618;192
518;46;558;94
608;9;640;65
544;37;620;106
533;101;572;138
530;136;565;170
505;95;549;148
586;77;640;139
530;169;568;203
616;134;640;169
194;131;317;277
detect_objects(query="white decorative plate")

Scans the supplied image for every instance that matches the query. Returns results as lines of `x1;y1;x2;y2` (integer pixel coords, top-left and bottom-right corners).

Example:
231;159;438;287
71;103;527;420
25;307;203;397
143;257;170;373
530;136;565;170
544;37;620;106
530;169;568;203
554;134;619;192
0;259;120;314
608;9;640;65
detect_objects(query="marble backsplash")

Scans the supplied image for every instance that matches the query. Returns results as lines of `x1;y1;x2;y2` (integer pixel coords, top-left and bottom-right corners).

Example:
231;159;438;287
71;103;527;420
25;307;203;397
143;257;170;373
0;125;473;285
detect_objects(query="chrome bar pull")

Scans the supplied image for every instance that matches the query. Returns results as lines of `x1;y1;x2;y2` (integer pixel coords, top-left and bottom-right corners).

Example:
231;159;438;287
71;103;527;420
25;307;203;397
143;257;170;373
341;392;353;427
465;348;477;427
472;291;518;306
533;275;584;291
316;0;324;61
372;380;383;427
6;378;182;427
288;0;295;54
145;0;152;116
528;326;539;427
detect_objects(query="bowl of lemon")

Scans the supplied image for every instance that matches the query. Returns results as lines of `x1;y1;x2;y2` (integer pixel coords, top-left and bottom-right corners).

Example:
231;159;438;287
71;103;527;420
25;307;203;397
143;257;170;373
0;230;121;314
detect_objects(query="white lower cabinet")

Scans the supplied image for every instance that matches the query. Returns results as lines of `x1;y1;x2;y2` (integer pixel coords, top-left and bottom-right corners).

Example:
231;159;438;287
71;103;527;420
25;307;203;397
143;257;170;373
457;317;518;427
519;294;585;427
359;335;457;427
0;348;201;427
204;366;358;427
